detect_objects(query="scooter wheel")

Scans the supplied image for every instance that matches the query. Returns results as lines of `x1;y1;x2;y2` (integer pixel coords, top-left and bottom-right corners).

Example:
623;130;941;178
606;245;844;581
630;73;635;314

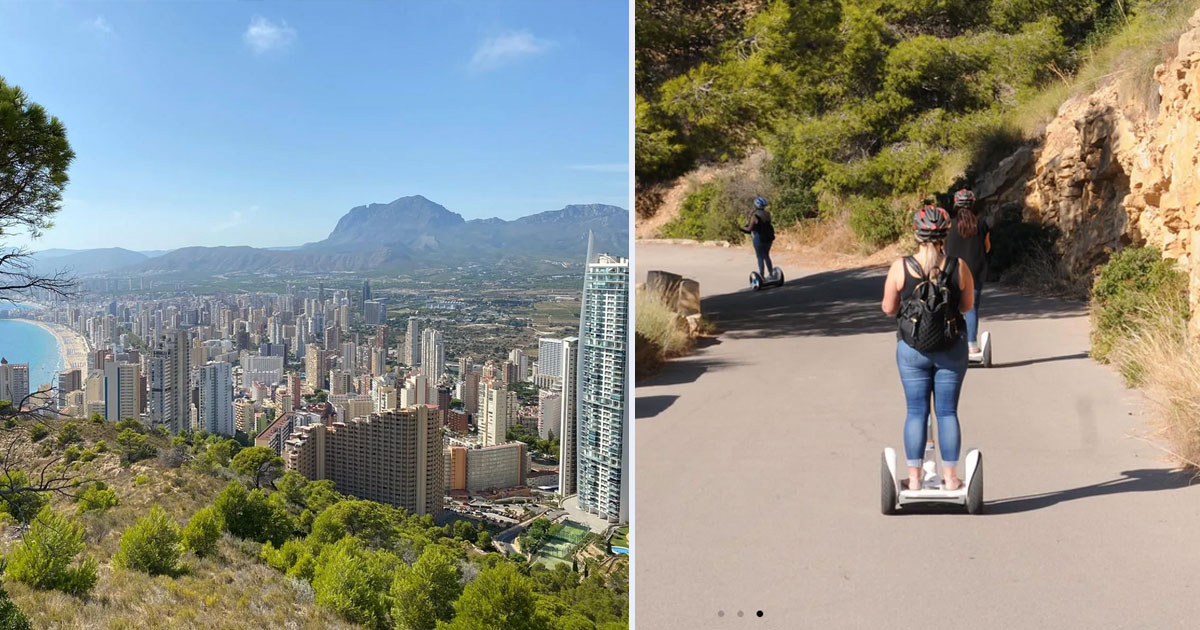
881;452;897;515
750;272;762;291
966;452;984;515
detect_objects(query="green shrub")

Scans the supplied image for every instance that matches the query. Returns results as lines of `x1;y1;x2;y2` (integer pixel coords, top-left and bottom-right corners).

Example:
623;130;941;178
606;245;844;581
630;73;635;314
79;448;97;463
76;482;119;514
0;471;49;524
29;424;48;442
182;506;224;557
1090;246;1189;363
213;481;294;546
660;181;744;243
120;428;157;464
311;537;400;629
115;505;182;576
115;418;145;433
134;474;150;486
0;584;31;630
94;439;108;453
57;422;82;447
63;445;81;463
847;195;907;248
6;507;98;596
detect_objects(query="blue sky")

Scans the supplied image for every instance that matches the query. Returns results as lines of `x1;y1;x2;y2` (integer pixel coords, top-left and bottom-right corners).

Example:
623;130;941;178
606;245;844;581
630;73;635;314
0;1;629;250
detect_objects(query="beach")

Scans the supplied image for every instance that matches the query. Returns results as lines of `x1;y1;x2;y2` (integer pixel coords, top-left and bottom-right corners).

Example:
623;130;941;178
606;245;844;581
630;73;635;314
18;319;90;373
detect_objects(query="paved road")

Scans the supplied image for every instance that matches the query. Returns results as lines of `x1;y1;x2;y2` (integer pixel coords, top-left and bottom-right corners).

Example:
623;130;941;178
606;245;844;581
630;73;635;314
635;242;1200;629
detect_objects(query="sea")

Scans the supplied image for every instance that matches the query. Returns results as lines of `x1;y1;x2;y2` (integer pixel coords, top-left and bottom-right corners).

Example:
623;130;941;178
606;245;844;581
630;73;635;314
0;306;63;392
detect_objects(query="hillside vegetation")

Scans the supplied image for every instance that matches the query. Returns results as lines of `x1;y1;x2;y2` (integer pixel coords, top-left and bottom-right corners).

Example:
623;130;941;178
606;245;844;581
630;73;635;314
0;414;628;630
636;0;1196;253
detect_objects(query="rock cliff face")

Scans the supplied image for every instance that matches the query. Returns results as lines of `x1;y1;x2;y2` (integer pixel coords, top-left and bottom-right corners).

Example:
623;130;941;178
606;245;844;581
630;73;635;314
978;10;1200;335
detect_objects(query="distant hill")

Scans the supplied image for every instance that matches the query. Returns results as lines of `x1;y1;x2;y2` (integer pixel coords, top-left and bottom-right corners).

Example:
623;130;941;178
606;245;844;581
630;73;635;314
29;247;149;276
123;196;628;274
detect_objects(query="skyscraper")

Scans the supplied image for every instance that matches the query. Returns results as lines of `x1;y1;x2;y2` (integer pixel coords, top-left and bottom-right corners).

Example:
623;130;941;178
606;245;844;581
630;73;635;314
150;330;191;434
479;380;516;447
421;328;444;377
575;236;629;523
0;359;30;406
305;346;326;390
362;280;371;306
103;362;140;422
58;369;82;410
558;337;579;496
404;318;420;366
197;362;235;436
537;338;565;381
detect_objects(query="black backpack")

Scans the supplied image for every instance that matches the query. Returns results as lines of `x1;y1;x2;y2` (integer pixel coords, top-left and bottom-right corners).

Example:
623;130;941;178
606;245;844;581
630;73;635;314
897;256;961;352
754;209;774;242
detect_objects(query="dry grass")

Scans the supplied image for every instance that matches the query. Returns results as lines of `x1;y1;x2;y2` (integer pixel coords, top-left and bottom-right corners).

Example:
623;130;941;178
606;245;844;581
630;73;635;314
1109;299;1200;471
635;288;693;359
0;417;362;630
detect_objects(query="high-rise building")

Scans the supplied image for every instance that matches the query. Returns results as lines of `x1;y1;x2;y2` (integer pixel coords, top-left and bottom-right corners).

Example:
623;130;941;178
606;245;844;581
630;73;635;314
364;300;385;325
479;381;516;447
103;362;140;422
243;355;284;389
421;329;444;377
234;399;255;434
576;242;630;523
197;362;235;436
443;442;529;494
538;389;562;441
0;359;30;407
305;346;326;390
150;330;191;434
289;372;302;410
509;349;528;381
329;369;352;396
362;280;371;306
462;371;480;418
404;318;420;366
57;368;82;410
537;338;565;381
284;407;442;516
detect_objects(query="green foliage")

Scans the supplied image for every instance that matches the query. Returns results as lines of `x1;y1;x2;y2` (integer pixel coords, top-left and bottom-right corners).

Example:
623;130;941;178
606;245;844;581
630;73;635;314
89;412;104;424
213;481;294;546
6;507;97;596
847;196;907;248
28;424;48;442
76;481;119;514
276;469;309;506
0;77;75;238
115;505;182;576
56;422;82;446
660;181;744;242
203;439;239;468
94;439;108;453
390;545;464;630
230;446;283;489
308;500;400;550
442;563;550;630
115;418;145;433
0;584;31;630
63;445;81;463
0;470;49;524
476;530;492;549
300;479;342;514
311;537;400;629
134;474;150;486
182;505;224;557
261;537;309;572
118;428;156;463
520;518;555;556
1090;247;1189;363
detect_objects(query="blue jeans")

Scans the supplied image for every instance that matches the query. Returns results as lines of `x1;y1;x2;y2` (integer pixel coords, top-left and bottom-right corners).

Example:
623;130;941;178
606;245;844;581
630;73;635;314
752;233;773;277
964;288;983;345
896;337;967;467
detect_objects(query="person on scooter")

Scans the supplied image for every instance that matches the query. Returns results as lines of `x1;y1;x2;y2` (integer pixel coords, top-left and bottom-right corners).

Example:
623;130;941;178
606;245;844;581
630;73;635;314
945;186;991;357
880;203;974;491
740;196;775;279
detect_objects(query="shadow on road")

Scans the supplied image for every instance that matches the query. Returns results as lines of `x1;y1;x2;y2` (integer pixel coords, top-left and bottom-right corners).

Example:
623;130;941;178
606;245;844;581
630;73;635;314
638;358;739;387
985;468;1195;515
703;266;1086;339
990;351;1091;369
635;395;678;419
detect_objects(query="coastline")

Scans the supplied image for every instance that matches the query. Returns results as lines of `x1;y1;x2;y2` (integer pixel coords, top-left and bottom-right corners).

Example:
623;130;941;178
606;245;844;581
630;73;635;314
14;319;89;374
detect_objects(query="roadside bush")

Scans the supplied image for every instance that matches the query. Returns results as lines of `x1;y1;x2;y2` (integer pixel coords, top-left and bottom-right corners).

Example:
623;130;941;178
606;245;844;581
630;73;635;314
660;181;743;243
635;288;693;362
846;195;906;248
6;507;98;596
115;505;182;576
1090;246;1188;363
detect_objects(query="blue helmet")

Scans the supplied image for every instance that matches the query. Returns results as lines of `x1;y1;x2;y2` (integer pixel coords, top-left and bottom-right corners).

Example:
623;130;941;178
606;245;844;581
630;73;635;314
754;196;768;209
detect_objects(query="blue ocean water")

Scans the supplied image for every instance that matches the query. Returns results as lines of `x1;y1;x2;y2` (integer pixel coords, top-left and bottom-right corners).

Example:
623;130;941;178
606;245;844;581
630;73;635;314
0;319;63;394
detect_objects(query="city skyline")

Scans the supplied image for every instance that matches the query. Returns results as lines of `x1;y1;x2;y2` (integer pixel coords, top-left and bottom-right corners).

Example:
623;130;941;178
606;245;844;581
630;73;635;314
0;1;628;251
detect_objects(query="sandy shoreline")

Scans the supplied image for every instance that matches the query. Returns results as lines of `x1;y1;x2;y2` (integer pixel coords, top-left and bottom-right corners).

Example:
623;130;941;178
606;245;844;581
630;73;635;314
15;319;90;374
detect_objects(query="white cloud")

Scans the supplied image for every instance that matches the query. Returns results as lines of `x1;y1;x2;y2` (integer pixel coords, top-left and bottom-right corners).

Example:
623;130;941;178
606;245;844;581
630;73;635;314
213;207;255;232
469;31;552;71
243;16;297;54
86;17;114;36
569;164;628;173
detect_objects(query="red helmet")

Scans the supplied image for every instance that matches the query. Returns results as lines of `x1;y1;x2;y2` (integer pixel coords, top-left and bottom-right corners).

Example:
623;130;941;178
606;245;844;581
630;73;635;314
913;205;950;241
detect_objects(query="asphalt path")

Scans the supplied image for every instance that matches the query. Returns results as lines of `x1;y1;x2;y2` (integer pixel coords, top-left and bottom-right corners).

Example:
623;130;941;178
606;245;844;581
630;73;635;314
635;241;1200;629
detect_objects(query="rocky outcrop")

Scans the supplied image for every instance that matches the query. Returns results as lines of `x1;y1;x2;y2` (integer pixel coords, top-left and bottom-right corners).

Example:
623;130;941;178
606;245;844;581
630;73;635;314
978;9;1200;335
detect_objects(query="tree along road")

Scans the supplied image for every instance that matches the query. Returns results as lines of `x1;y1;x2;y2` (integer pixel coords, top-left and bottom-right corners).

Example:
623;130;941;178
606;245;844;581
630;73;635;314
635;241;1199;629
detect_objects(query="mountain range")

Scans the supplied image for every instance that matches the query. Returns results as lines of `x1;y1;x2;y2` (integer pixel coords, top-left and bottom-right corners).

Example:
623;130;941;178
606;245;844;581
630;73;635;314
30;196;628;276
